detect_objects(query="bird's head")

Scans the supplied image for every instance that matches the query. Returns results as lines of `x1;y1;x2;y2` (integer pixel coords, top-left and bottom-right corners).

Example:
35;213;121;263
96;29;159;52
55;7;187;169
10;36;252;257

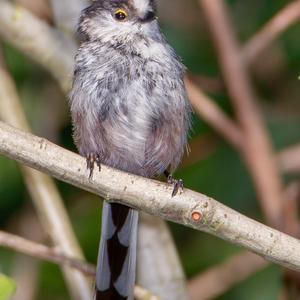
78;0;159;44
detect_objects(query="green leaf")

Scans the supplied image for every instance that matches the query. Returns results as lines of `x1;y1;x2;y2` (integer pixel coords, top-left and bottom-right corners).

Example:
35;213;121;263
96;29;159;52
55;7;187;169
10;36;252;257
0;274;16;300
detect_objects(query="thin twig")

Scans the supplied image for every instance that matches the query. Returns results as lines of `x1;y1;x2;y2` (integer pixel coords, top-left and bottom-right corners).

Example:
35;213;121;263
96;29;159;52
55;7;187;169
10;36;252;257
188;251;269;300
186;77;243;150
0;230;160;300
277;144;300;174
0;230;96;276
0;0;76;93
1;122;300;273
243;0;300;65
199;0;285;229
15;0;53;23
138;214;190;300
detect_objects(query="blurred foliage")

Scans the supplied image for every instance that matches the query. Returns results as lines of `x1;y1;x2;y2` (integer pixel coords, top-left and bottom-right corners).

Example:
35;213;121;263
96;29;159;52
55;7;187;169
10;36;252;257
0;0;300;299
0;274;16;300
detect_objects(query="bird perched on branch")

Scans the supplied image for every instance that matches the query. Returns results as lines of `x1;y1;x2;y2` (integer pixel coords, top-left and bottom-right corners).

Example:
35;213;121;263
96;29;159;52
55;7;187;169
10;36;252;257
69;0;191;299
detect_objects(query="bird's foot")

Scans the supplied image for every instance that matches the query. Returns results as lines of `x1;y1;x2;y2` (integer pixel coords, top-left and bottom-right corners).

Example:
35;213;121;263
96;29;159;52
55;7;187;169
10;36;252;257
86;153;101;179
167;174;184;197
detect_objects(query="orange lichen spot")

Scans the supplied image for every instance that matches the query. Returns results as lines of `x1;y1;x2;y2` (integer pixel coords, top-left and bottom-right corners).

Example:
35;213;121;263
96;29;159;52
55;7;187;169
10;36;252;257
192;211;202;222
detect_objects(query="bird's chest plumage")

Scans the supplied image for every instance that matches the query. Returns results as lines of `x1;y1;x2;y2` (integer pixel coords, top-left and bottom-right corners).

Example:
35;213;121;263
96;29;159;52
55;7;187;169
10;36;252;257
70;41;189;177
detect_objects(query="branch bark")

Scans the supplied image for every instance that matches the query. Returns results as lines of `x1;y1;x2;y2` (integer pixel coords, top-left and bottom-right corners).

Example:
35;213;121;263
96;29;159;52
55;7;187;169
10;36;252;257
1;121;300;273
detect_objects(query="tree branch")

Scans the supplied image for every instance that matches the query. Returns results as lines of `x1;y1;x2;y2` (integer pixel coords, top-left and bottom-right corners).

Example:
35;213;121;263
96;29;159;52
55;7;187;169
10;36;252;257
243;0;300;65
0;0;76;93
0;230;96;276
186;77;243;150
1;121;300;273
137;214;190;300
0;230;160;300
277;144;300;175
188;251;269;300
199;0;285;229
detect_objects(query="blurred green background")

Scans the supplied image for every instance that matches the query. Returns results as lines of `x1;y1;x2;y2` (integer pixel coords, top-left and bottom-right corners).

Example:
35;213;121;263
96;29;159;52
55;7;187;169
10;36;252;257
1;0;300;299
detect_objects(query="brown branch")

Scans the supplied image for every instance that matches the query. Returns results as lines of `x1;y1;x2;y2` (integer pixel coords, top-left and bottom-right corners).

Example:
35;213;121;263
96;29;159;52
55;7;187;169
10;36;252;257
0;230;96;276
0;0;76;93
186;77;300;175
2;122;300;273
243;0;300;65
199;0;285;229
186;77;243;150
277;144;300;174
137;214;189;300
0;230;160;300
187;182;300;299
188;251;269;300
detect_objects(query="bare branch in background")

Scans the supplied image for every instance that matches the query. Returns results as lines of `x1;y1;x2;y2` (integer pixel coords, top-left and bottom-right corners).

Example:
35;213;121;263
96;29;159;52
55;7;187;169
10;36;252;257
0;230;161;300
10;209;43;300
0;230;96;277
0;0;76;93
188;251;269;300
1;121;300;273
186;77;243;150
282;182;300;239
15;0;53;23
137;214;190;300
277;144;300;175
0;47;93;300
199;0;285;229
243;0;300;65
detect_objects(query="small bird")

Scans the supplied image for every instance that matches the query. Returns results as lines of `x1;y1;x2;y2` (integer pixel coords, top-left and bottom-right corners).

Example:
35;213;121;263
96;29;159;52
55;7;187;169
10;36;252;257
69;0;191;299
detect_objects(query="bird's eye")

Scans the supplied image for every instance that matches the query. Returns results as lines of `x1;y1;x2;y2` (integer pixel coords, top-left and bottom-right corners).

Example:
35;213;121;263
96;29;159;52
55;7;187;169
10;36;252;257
114;9;128;21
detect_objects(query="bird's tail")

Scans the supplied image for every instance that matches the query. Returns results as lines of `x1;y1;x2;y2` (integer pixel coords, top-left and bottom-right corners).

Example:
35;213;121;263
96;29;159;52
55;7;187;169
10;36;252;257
95;202;139;300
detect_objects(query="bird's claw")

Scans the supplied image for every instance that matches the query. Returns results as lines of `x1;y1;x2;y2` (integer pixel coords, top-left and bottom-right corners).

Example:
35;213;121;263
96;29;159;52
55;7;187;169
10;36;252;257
167;174;184;197
86;153;101;179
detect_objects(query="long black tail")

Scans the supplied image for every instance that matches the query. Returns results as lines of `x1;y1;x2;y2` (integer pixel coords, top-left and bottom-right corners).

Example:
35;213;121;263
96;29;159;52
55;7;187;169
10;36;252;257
95;202;138;300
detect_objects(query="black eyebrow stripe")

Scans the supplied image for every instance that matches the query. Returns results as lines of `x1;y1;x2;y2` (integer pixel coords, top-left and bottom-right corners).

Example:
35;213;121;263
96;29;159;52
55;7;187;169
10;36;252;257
140;11;156;23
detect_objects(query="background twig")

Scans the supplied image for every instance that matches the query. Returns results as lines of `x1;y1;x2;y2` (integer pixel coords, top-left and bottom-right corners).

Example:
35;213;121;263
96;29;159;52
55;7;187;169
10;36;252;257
243;0;300;65
199;0;284;229
188;251;269;300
